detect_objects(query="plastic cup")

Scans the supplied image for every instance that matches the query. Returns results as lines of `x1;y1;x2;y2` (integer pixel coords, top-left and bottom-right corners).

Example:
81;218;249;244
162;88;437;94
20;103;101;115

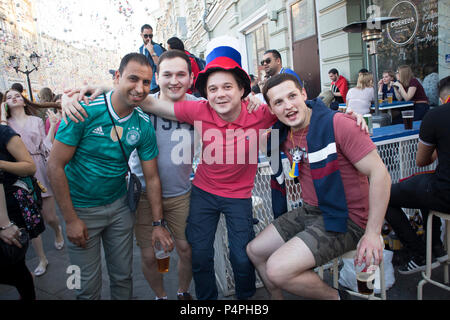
154;241;170;273
387;93;393;104
401;110;414;130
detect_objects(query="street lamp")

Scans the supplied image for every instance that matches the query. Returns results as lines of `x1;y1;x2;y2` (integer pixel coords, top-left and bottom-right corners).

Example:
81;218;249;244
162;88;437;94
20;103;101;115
343;17;398;127
8;51;41;101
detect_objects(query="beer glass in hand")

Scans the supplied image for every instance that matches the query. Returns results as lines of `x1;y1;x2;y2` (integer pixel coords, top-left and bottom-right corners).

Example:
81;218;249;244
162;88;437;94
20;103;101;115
154;241;170;273
355;264;376;295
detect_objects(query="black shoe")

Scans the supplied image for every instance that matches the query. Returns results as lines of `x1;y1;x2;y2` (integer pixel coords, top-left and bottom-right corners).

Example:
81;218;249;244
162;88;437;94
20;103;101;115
392;248;411;266
432;245;448;263
337;289;351;300
177;292;193;300
398;255;439;275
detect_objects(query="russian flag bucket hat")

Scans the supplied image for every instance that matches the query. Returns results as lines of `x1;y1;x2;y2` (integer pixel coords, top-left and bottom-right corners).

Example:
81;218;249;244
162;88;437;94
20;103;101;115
194;36;251;99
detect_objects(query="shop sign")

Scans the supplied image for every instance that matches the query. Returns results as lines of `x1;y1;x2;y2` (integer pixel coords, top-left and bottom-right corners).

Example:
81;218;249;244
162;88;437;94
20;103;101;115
387;1;418;46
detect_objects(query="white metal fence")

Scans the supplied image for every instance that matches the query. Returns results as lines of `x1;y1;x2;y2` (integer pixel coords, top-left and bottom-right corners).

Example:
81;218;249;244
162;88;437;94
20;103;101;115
213;135;436;296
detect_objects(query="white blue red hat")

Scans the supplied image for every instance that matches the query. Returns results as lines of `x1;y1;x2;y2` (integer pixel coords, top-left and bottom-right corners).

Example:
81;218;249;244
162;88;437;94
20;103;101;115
195;36;251;98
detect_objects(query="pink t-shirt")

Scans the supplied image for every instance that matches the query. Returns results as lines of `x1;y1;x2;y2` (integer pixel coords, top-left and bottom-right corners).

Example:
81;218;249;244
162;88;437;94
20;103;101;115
282;113;376;229
174;100;277;198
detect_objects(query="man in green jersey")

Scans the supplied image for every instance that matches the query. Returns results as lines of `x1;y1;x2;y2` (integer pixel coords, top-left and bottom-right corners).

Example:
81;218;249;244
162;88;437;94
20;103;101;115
48;53;173;300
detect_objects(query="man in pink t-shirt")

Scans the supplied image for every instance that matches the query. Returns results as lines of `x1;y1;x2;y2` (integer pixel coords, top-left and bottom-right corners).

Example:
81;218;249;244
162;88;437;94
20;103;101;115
174;99;275;198
246;73;391;300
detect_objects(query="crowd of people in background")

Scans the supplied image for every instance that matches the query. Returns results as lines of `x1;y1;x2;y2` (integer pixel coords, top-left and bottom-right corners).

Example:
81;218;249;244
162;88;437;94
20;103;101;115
319;63;438;125
0;22;448;301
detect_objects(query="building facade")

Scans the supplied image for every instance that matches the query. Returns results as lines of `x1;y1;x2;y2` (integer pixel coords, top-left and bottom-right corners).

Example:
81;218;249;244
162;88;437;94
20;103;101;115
0;0;120;98
152;0;448;99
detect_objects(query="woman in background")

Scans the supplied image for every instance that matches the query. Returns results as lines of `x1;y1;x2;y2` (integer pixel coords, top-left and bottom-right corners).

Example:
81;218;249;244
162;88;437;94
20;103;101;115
0;124;37;300
393;65;430;122
1;88;63;277
378;70;398;101
345;72;374;115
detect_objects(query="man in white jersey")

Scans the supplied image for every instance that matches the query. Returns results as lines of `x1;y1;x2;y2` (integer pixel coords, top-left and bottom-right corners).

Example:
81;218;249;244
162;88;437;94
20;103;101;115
48;53;173;300
129;50;200;300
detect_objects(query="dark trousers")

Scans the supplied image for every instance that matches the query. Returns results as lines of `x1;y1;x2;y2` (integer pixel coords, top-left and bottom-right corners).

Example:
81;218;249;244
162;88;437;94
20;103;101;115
385;173;448;256
0;258;35;300
0;190;36;300
186;185;256;300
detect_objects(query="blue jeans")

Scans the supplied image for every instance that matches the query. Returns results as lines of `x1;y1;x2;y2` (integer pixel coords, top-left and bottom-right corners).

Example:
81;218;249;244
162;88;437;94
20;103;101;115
186;185;256;300
66;196;135;300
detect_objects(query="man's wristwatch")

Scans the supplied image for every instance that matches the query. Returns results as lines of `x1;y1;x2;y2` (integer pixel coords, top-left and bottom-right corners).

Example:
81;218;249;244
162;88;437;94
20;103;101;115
152;219;167;227
151;53;157;57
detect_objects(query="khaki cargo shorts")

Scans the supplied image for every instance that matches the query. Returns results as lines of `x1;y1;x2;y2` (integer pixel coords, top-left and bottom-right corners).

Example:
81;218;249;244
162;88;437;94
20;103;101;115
134;190;191;248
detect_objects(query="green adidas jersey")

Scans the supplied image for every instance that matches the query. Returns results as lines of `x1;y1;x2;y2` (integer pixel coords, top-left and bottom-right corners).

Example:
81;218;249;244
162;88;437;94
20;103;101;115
56;91;158;208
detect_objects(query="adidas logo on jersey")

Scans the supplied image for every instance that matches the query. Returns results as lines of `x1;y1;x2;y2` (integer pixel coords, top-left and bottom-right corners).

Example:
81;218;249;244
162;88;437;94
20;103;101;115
92;126;104;135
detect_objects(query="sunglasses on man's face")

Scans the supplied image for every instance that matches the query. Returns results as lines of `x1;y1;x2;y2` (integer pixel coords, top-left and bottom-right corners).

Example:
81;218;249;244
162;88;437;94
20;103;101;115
143;34;153;39
260;58;271;66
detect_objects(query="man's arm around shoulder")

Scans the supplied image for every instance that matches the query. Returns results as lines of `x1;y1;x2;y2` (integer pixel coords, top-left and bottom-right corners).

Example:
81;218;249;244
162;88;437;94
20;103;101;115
140;95;177;121
48;140;89;248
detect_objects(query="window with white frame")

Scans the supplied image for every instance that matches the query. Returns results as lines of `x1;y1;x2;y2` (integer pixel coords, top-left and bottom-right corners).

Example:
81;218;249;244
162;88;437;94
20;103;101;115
245;23;269;82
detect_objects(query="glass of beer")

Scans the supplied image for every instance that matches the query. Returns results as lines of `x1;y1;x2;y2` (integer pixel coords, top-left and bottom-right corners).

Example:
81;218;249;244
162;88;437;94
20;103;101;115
378;93;384;105
356;264;376;295
401;110;414;130
154;241;170;273
387;93;393;104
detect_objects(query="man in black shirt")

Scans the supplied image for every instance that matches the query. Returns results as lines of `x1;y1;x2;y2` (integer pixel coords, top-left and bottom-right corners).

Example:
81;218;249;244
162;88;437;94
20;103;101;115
385;76;450;274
